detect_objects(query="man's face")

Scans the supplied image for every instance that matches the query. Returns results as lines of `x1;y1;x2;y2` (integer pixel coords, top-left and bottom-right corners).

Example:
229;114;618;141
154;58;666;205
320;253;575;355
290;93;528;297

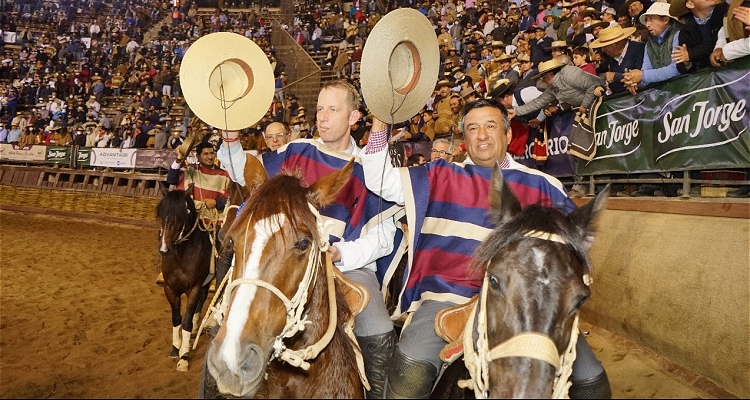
263;122;289;151
449;97;462;113
602;39;626;57
439;85;452;97
462;106;511;167
645;15;670;37
628;0;644;16
687;0;721;13
430;141;453;162
198;147;216;168
501;60;512;71
316;87;359;151
618;15;631;27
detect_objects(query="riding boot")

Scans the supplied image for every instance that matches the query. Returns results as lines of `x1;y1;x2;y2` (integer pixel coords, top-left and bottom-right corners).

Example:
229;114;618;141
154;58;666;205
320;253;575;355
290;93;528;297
569;370;612;399
384;348;438;399
357;330;397;399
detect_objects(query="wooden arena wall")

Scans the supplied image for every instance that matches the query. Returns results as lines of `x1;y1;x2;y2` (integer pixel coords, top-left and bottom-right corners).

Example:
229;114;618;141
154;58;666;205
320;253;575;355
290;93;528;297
579;199;749;398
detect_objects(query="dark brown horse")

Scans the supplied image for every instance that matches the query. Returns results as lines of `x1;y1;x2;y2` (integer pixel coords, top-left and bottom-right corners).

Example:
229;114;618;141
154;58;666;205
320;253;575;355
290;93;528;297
432;166;609;398
200;156;364;398
156;188;212;372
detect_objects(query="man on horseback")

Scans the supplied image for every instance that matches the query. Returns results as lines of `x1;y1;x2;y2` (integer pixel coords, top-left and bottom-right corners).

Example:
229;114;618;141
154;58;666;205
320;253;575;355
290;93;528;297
360;99;612;399
156;142;232;287
217;80;403;399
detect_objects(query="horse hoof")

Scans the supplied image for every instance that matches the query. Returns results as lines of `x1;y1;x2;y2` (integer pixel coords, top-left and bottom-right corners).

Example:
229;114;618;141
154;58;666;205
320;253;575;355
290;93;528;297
176;359;189;372
169;346;180;358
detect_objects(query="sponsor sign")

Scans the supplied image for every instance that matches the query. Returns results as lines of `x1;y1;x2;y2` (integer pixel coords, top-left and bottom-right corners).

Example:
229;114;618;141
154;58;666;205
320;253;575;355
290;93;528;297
0;144;47;162
89;148;137;168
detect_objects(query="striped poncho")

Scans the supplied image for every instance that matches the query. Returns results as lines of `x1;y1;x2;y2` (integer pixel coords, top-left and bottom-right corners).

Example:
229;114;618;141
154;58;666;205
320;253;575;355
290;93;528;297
394;157;576;316
261;140;405;276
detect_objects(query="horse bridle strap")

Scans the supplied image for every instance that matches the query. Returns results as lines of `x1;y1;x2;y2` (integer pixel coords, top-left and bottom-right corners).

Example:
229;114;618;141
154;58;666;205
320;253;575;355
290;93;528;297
173;208;200;245
221;203;338;371
458;230;583;399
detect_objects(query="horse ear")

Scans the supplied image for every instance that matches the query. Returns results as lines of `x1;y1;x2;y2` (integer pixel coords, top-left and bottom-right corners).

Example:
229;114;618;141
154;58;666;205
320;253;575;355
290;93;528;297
243;153;268;195
569;184;610;247
487;162;522;225
308;158;354;208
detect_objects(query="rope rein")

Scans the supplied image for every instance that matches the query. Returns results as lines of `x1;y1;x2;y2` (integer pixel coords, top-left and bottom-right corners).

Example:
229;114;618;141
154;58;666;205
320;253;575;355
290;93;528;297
457;230;588;399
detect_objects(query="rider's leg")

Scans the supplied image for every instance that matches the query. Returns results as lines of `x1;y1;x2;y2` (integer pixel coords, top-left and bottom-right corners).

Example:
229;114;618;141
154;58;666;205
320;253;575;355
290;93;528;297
569;333;612;399
384;300;453;399
344;268;397;400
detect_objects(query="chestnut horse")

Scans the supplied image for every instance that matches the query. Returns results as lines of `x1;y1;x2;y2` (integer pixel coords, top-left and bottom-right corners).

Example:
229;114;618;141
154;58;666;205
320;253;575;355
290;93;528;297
200;156;364;398
432;166;609;398
156;188;212;372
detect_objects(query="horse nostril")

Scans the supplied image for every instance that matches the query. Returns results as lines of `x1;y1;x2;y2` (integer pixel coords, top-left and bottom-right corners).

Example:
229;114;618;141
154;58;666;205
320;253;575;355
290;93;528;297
239;343;265;380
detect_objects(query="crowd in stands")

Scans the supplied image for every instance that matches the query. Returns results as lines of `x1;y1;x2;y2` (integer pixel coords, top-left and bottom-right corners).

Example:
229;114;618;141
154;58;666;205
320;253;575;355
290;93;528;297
0;0;748;195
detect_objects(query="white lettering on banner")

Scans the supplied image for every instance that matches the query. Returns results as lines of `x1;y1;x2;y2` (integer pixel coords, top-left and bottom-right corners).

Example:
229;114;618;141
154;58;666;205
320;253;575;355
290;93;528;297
547;135;568;155
48;150;67;159
604;120;639;149
658;100;746;144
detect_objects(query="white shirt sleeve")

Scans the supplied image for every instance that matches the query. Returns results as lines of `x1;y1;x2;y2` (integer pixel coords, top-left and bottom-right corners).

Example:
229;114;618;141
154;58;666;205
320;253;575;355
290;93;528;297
361;145;405;205
332;215;397;272
217;142;248;186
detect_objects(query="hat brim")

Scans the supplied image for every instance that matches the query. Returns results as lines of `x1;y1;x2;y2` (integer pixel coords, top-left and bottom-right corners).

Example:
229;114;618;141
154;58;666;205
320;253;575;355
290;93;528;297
181;32;274;130
532;63;565;80
360;8;440;124
589;26;637;48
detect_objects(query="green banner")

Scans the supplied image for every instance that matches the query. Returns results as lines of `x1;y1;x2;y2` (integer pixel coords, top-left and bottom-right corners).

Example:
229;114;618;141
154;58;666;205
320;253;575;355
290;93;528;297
45;146;71;164
76;147;92;167
580;56;750;175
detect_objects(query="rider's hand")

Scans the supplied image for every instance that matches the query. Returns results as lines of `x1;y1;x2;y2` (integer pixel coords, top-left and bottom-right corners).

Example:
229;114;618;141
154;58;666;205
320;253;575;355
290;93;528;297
327;245;341;263
204;198;217;209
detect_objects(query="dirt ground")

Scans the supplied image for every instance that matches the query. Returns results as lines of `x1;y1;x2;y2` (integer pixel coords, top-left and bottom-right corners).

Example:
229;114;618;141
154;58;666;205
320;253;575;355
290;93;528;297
0;210;723;398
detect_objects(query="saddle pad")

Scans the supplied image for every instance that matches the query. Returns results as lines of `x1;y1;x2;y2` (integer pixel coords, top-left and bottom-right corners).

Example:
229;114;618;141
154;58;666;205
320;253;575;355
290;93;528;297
332;268;370;318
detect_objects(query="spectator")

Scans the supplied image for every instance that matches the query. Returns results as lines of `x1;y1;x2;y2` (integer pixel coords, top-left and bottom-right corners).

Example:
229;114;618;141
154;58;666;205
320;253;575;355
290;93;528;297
622;2;682;94
589;24;645;95
670;0;729;74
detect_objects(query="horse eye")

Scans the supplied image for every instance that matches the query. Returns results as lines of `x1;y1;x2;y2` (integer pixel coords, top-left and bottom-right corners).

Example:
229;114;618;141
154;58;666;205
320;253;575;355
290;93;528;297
576;295;589;309
488;275;499;288
295;239;310;251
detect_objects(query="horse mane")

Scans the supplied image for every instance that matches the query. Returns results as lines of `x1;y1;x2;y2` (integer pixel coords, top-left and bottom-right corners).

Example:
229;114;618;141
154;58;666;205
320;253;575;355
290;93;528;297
471;204;592;276
157;188;197;224
227;169;320;245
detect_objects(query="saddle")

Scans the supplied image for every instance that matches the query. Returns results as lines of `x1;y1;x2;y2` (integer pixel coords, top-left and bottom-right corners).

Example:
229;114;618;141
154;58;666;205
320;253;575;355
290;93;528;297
434;295;478;363
331;267;369;318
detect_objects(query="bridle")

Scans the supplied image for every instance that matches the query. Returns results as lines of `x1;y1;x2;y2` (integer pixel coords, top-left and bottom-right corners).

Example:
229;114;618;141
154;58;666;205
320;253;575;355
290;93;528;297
218;203;339;371
160;200;199;246
458;230;591;399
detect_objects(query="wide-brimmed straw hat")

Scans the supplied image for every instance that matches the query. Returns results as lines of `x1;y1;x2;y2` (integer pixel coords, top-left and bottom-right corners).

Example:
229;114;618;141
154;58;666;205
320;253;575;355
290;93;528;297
487;78;516;100
180;32;274;130
589;25;637;48
532;58;566;79
360;8;440;124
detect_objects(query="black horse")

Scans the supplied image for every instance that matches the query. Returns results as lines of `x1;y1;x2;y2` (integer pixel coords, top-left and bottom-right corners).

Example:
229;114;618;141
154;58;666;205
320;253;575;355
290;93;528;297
432;166;609;398
156;188;213;372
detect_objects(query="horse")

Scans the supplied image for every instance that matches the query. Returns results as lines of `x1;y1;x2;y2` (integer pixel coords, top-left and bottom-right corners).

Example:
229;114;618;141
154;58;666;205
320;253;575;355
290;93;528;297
156;188;213;372
200;155;365;398
431;165;609;398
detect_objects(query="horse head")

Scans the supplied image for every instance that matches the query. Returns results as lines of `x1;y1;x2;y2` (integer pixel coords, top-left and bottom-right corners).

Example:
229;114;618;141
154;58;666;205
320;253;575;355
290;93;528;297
206;159;354;398
467;165;609;398
156;186;197;255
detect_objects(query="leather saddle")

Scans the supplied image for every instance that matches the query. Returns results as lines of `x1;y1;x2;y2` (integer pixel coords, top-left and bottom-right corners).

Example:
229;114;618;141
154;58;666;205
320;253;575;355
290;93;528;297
434;295;478;363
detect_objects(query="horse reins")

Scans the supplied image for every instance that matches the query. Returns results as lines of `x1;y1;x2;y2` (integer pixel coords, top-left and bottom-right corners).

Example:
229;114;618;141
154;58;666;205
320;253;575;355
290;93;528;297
458;229;590;399
171;201;200;245
219;203;339;371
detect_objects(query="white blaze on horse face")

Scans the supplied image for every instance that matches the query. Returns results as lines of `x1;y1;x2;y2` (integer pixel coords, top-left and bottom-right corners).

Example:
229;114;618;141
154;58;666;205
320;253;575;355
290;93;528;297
160;227;170;253
532;248;551;286
220;213;286;371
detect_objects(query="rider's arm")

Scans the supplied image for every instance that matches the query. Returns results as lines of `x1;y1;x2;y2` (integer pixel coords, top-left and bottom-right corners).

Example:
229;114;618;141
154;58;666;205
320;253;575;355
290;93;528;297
216;131;248;186
332;215;397;272
166;157;182;186
361;119;405;205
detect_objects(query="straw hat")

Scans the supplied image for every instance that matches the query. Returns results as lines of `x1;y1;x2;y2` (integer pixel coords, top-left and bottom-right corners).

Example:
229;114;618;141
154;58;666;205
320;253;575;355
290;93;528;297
585;20;610;34
533;58;566;79
497;53;515;63
487;78;516;100
579;7;599;19
360;8;440;123
589;25;637;48
550;40;570;49
639;1;677;25
180;32;274;130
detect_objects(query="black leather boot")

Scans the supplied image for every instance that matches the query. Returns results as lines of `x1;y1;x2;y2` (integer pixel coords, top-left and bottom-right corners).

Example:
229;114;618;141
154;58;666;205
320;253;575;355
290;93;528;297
384;348;438;399
569;370;612;399
357;330;397;399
